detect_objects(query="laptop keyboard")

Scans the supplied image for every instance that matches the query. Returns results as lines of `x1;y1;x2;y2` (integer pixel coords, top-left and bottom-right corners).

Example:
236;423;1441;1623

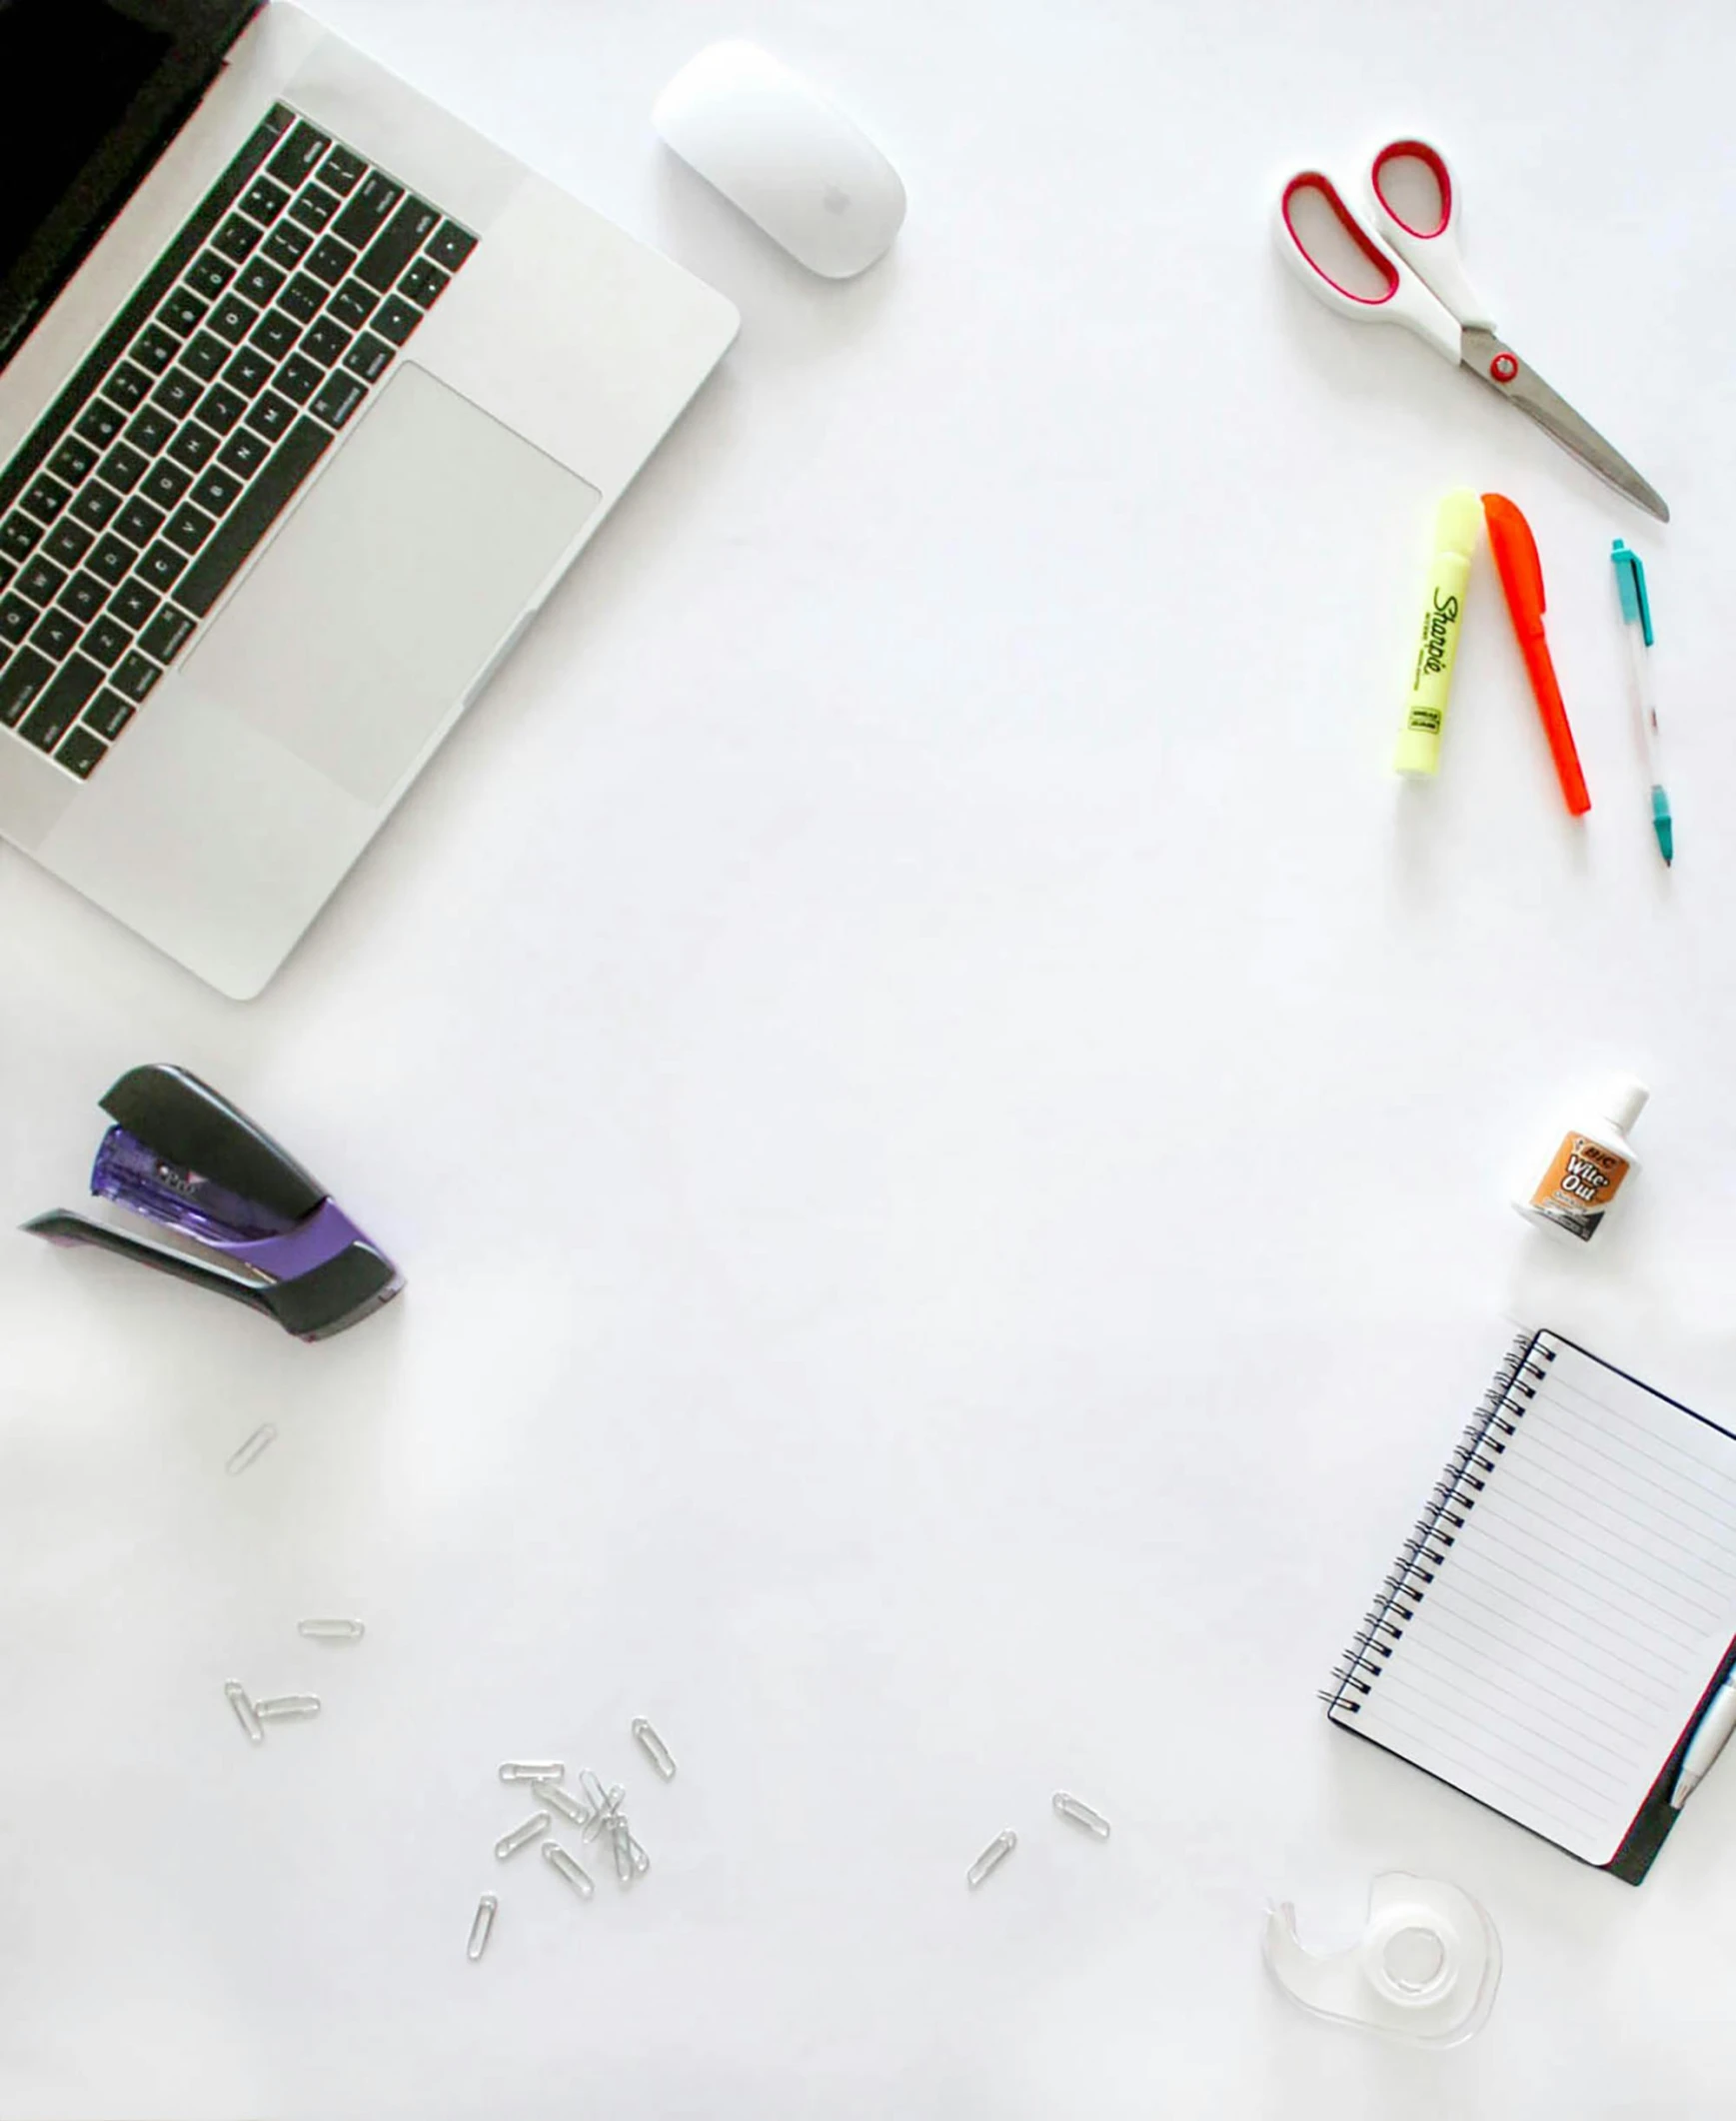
0;105;478;782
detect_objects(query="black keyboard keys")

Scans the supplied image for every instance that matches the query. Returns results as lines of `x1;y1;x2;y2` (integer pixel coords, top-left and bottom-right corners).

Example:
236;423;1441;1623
332;171;403;250
132;323;182;375
426;221;477;272
289;184;342;234
212;214;262;265
196;384;247;435
82;617;131;668
167;424;219;474
157;287;208;339
134;545;185;595
70;484;122;533
217;428;271;478
0;648;52;724
268;121;331;186
57;572;108;623
398;258;450;309
310;373;365;429
237;256;288;308
114;497;166;548
43;522;93;569
275;355;323;406
209;293;260;346
109;581;159;631
82;690;135;740
124;406;177;456
317;145;365;194
140;607;195;664
18;556;65;605
74;400;126;449
87;534;135;587
56;726;108;778
357;199;440;292
249;309;300;362
140;462;192;511
301;317;351;367
245;392;297;442
307;235;358;286
48;437;98;485
223;347;276;397
30;607;83;659
343;333;392;384
189;464;244;515
279;272;328;324
240;176;291;224
185;252;234;300
114;649;164;701
0;594;33;644
20;655;103;749
0;516;40;560
176;417;331;616
152;368;204;418
263;220;312;270
178;332;228;383
21;476;71;524
164;505;215;556
327;279;379;331
98;443;149;492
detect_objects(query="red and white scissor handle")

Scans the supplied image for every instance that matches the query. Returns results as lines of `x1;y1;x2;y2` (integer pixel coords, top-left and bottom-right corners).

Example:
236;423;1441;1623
1274;139;1498;365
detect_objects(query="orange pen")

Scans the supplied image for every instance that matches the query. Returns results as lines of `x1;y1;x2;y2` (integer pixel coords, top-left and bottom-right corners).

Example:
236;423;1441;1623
1481;494;1591;816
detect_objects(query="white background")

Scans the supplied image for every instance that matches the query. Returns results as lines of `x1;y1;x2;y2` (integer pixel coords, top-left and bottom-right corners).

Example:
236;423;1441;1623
3;0;1735;2115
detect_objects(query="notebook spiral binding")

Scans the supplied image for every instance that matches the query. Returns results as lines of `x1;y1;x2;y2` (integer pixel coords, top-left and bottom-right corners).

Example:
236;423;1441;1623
1322;1330;1558;1713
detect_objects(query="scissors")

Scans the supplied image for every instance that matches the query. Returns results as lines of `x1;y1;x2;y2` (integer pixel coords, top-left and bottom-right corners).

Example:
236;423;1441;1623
1275;139;1669;523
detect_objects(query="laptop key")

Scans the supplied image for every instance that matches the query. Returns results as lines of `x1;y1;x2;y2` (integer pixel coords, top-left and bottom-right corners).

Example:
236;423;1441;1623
223;347;276;398
426;221;478;272
140;462;192;511
189;465;244;515
140;607;196;664
248;308;300;362
57;573;109;624
240;176;291;225
132;323;182;375
115;498;166;547
82;690;135;741
20;655;103;750
310;373;366;430
164;506;215;556
157;288;208;339
56;726;109;779
263;220;312;270
358;199;441;292
18;556;66;604
244;392;297;442
134;545;186;594
44;522;94;569
289;184;342;234
105;362;154;413
109;581;160;631
398;259;451;309
237;256;288;308
21;477;71;525
88;534;135;586
184;252;234;300
327;279;378;331
307;235;358;286
125;407;177;456
0;594;33;644
174;416;332;618
70;483;123;532
195;384;247;435
97;443;150;493
279;271;328;324
167;424;220;474
332;172;403;250
217;429;271;478
29;608;83;660
209;294;260;346
317;144;366;194
177;332;228;383
152;368;204;417
300;317;351;367
213;214;262;265
113;649;165;702
343;333;393;384
74;401;126;450
0;648;53;724
0;515;42;560
274;354;323;406
82;618;132;669
48;437;99;485
268;121;331;186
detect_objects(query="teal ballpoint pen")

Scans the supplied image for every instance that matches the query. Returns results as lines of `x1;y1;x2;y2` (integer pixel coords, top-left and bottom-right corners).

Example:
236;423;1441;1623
1611;540;1674;866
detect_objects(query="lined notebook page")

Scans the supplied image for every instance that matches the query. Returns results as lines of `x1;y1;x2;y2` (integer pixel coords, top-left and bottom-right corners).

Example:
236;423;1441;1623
1335;1332;1736;1865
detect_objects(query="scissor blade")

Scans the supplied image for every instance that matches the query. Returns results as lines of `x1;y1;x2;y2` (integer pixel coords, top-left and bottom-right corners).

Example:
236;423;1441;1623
1459;327;1669;523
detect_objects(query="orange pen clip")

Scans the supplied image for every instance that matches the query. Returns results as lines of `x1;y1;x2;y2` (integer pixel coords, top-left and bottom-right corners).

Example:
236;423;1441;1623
1481;494;1591;816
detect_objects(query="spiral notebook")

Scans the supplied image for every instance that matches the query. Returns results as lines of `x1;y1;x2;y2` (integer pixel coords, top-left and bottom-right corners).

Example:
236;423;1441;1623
1325;1329;1736;1884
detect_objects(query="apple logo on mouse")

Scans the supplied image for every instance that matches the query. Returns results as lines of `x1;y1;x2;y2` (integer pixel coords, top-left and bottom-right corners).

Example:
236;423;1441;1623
822;184;851;215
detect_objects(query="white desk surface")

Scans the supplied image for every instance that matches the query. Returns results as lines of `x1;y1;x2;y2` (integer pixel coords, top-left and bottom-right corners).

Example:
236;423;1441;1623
3;1;1735;2114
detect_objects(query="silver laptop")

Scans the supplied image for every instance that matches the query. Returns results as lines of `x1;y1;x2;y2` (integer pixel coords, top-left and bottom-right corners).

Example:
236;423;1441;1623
0;0;737;997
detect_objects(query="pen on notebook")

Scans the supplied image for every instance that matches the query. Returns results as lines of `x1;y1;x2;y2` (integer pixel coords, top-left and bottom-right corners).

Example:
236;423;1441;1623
1482;494;1590;817
1672;1673;1736;1808
1611;539;1673;866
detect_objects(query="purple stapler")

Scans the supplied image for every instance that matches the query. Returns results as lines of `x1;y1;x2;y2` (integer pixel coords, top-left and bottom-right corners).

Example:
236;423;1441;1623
25;1063;403;1340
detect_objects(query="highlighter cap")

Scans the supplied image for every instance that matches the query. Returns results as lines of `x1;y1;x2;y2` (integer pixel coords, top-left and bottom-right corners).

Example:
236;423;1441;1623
1435;489;1480;562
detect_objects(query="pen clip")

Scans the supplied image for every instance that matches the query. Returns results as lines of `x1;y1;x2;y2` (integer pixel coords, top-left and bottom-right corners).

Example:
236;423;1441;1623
1611;539;1654;646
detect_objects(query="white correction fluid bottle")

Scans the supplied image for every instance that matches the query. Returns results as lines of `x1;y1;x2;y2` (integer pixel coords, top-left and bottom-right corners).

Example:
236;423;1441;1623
1513;1076;1648;1245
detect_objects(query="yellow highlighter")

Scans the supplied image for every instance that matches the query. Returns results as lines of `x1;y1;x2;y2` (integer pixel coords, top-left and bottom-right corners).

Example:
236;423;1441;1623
1394;489;1479;777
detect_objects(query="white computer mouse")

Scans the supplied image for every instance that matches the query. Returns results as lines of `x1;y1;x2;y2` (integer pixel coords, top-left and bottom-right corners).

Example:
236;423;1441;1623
653;41;905;280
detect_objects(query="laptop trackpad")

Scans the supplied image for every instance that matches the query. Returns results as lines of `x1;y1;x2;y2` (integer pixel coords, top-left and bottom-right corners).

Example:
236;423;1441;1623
182;364;601;807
